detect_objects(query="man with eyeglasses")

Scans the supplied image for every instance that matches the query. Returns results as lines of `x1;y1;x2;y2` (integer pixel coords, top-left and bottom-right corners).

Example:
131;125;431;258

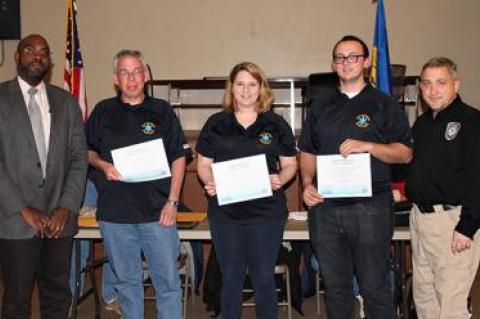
85;49;190;318
0;34;87;318
406;57;480;319
299;35;412;319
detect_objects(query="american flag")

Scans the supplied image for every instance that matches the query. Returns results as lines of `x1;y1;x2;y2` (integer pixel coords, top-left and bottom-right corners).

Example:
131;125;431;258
64;0;88;121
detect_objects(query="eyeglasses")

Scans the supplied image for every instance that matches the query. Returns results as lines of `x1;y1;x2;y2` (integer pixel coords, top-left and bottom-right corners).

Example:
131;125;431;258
333;54;364;64
21;47;51;58
116;68;145;78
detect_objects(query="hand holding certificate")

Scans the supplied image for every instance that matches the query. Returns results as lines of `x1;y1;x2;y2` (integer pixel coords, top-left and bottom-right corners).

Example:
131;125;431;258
316;153;372;198
212;154;273;206
111;139;171;183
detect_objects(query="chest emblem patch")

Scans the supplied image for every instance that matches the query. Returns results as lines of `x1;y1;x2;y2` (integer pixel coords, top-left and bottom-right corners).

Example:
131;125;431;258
141;121;156;135
445;122;461;141
259;132;273;144
355;114;371;128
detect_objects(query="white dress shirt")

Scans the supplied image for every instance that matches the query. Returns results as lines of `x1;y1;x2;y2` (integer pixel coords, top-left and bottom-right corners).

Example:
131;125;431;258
17;76;51;152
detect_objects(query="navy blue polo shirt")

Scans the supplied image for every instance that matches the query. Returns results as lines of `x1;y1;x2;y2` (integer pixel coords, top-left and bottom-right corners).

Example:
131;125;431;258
196;110;297;221
298;85;411;200
86;96;190;223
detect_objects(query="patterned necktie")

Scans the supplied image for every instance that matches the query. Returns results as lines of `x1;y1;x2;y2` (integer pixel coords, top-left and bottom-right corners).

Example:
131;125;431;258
27;88;47;177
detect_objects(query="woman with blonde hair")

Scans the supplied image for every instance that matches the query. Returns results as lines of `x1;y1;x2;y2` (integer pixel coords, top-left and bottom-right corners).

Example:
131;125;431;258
197;62;297;319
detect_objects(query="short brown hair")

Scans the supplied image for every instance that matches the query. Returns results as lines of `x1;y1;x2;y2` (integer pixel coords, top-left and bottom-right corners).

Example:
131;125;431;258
421;57;458;79
223;62;274;113
332;35;369;58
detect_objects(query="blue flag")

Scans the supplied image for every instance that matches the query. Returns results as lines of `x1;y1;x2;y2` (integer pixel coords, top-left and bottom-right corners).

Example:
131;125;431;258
370;0;392;95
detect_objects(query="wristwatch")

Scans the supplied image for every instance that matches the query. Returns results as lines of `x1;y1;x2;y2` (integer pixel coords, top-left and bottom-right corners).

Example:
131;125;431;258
167;199;179;208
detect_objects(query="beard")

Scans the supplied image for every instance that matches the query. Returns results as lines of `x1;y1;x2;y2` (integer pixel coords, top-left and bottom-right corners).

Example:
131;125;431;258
17;60;50;85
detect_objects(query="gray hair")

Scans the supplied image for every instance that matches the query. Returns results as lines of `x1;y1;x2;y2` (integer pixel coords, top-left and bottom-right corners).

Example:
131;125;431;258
112;49;147;73
421;57;458;79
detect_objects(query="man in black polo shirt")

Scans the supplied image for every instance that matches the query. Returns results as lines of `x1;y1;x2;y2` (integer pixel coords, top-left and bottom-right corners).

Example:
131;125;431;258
299;35;412;319
86;49;190;319
406;57;480;319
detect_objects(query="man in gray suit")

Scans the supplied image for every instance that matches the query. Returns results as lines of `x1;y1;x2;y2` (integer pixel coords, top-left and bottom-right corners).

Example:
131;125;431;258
0;34;87;319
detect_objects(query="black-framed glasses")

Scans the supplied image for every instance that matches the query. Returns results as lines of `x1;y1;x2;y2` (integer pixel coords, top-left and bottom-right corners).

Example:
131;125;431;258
21;47;51;59
333;54;364;64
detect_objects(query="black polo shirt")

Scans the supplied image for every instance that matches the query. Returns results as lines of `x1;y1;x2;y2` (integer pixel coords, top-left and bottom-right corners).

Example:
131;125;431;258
298;85;411;201
406;97;480;238
85;96;190;223
196;110;297;221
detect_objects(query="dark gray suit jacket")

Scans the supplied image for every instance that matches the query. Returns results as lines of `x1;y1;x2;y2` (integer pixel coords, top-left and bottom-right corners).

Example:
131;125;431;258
0;78;88;239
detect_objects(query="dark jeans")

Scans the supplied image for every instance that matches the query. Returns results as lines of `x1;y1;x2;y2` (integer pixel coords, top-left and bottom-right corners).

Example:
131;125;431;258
308;193;395;319
0;236;73;319
209;218;285;319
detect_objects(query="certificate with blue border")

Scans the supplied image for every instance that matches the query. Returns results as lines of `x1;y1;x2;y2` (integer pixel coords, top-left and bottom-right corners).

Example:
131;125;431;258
212;154;273;206
316;153;372;198
111;139;171;183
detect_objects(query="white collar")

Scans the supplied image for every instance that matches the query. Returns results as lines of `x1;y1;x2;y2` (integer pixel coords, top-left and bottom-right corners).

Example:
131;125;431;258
17;76;46;95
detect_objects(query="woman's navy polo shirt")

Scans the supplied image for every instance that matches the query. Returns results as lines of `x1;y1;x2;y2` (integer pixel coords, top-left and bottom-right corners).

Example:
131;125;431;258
298;85;411;197
86;96;190;223
196;110;297;222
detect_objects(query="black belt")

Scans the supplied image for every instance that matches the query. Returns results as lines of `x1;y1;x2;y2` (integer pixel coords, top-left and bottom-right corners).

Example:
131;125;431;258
415;204;457;214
